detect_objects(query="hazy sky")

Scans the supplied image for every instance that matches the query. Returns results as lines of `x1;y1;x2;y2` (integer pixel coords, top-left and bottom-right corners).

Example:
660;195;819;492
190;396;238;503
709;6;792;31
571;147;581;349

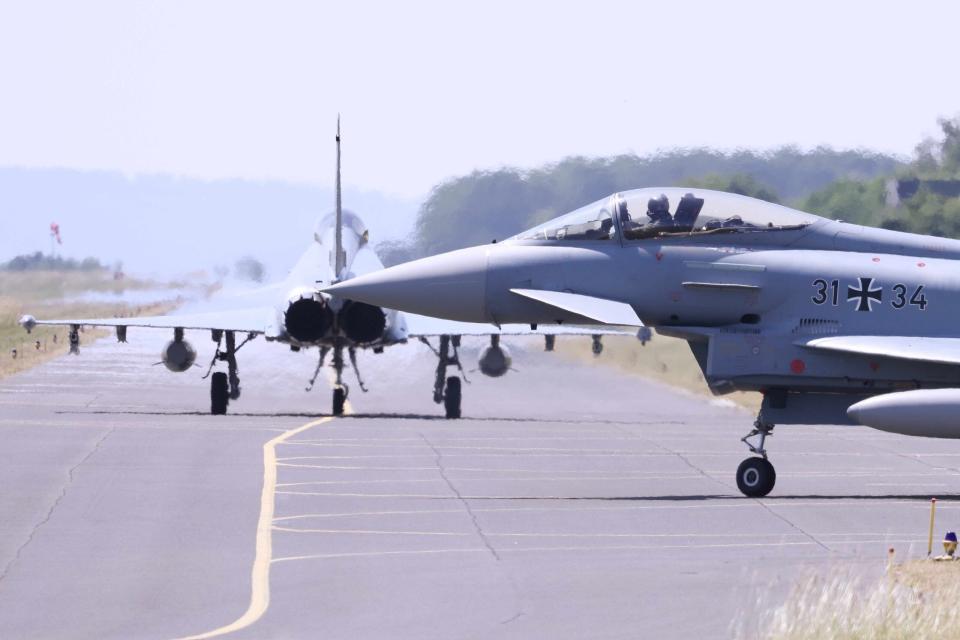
1;1;958;197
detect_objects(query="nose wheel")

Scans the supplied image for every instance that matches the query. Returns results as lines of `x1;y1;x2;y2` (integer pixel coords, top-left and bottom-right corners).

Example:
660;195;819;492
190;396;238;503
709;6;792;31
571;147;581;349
737;420;776;497
736;457;776;497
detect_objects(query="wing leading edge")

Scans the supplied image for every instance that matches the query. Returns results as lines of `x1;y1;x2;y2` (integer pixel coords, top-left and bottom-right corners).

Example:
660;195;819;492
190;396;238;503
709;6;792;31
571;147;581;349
24;307;275;335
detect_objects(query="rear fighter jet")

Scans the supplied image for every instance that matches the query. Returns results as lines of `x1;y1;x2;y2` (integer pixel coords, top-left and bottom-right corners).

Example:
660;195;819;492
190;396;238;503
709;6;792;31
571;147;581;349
324;187;960;496
18;123;624;418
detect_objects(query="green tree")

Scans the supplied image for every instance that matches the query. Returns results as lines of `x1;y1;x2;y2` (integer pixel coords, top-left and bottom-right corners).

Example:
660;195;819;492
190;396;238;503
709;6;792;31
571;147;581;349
801;178;890;226
681;174;780;203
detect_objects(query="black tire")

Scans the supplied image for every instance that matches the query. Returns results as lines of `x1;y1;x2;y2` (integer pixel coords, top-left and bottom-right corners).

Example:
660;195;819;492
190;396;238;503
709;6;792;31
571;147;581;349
444;376;462;419
736;457;776;497
211;372;229;415
332;387;346;416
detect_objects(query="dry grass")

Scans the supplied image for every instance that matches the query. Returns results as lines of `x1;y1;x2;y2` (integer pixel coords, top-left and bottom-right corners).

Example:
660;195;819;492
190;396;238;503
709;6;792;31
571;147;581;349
555;333;761;412
752;559;960;640
0;270;163;301
0;271;180;379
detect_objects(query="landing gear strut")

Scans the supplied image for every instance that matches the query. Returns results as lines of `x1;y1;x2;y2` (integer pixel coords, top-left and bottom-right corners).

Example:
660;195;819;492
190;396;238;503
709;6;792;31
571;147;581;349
331;344;347;416
304;342;368;416
737;419;776;497
69;325;80;355
203;330;255;415
420;334;466;419
326;341;369;415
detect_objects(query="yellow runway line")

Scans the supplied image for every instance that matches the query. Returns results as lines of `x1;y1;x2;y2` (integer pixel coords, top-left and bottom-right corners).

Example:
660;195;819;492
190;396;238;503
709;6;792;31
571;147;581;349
176;415;335;640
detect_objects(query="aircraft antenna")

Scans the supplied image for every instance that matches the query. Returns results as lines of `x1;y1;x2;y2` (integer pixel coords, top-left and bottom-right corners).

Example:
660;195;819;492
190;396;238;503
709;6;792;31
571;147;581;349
334;115;345;279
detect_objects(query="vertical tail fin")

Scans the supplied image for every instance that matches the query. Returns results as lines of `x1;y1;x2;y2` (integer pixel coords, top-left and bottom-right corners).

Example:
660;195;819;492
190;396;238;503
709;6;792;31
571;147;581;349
334;115;345;279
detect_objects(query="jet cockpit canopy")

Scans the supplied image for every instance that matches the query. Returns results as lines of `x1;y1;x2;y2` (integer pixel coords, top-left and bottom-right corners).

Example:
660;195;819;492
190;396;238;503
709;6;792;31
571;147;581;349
616;188;817;240
511;188;818;243
512;196;616;242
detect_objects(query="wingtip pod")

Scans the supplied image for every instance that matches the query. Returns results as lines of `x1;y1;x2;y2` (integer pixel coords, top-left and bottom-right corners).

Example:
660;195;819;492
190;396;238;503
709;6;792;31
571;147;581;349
18;315;36;333
848;389;960;438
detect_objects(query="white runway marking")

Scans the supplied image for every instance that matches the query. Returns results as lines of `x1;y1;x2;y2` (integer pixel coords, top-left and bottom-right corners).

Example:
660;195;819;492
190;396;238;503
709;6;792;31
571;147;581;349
272;548;486;563
272;527;921;540
273;526;471;536
271;538;924;565
272;499;958;523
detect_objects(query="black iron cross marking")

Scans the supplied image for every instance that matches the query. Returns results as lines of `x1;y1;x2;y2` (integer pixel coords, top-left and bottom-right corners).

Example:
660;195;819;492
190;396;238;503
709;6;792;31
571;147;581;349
847;277;882;312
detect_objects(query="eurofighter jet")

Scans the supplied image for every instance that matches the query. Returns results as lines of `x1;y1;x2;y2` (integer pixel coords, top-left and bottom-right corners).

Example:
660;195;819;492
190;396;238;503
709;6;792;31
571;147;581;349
18;124;623;418
324;187;960;496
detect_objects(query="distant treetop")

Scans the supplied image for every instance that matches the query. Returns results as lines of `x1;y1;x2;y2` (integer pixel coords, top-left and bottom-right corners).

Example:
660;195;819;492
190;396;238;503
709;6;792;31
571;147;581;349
1;251;105;271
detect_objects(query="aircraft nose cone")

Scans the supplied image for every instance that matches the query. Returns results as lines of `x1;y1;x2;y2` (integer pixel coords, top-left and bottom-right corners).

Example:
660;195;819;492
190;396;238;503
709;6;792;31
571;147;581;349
323;245;490;322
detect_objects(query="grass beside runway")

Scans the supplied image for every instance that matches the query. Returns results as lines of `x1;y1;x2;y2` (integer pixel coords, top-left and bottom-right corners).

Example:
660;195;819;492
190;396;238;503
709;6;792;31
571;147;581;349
756;558;960;639
0;270;183;380
555;333;761;412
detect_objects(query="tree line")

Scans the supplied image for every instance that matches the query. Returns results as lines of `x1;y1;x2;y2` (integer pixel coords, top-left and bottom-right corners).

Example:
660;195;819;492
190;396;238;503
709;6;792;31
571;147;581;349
1;252;105;271
379;116;960;265
378;146;903;265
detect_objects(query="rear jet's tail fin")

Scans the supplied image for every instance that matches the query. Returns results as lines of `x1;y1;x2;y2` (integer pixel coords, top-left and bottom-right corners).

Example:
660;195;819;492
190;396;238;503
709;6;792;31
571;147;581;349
334;115;345;280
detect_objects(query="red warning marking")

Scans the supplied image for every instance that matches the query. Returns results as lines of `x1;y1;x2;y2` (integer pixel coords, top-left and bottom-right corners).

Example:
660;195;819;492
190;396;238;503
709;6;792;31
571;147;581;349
918;262;926;268
872;257;880;262
790;359;806;374
869;362;880;372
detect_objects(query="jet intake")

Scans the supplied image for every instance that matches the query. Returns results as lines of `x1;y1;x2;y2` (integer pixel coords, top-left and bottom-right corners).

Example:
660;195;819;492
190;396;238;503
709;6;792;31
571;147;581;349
848;389;960;438
285;292;334;343
162;338;196;372
478;335;511;378
339;301;386;344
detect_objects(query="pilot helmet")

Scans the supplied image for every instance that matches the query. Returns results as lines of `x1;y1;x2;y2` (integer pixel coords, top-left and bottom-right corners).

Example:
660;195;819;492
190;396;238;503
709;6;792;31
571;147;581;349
647;193;670;215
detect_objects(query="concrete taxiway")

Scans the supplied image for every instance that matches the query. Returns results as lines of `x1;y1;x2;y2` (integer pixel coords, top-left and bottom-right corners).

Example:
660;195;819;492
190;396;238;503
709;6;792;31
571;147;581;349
0;331;958;639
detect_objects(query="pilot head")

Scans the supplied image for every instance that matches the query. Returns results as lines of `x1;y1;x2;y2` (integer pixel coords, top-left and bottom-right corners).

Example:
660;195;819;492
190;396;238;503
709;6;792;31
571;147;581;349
647;194;671;224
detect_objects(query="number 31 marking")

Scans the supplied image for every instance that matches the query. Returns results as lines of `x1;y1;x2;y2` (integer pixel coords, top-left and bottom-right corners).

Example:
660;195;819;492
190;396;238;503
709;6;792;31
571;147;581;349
811;279;840;306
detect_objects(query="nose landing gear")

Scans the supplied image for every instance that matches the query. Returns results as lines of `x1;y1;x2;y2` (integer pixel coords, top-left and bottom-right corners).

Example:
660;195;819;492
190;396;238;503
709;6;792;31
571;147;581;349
736;419;776;497
202;330;255;415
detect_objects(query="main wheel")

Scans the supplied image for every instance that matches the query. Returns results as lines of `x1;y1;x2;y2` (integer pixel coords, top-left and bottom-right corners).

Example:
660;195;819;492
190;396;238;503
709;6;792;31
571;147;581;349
211;371;229;415
736;457;776;497
444;376;462;419
332;387;346;416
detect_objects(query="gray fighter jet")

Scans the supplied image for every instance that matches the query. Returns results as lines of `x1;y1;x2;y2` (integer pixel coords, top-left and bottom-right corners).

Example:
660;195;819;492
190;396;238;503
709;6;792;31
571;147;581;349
324;187;960;496
18;123;623;418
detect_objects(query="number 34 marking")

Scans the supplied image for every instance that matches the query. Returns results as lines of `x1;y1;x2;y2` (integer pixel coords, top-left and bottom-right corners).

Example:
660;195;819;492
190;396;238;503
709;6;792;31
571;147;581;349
892;283;928;310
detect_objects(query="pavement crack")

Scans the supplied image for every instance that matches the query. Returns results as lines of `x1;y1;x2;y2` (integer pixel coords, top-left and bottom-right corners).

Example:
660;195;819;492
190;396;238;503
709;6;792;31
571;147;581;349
0;426;115;585
500;611;525;625
752;499;833;553
613;426;833;554
420;434;501;561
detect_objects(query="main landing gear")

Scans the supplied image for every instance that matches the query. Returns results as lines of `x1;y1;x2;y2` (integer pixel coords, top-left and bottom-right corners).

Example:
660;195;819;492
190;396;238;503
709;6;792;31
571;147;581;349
737;419;776;497
305;342;368;416
203;330;255;415
420;335;466;419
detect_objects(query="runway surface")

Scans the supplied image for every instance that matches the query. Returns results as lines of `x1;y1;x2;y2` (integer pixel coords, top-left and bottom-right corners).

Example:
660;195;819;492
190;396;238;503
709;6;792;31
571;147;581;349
1;330;958;639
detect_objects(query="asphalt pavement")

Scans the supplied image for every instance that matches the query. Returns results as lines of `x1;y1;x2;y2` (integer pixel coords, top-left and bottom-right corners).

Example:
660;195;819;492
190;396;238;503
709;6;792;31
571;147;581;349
0;330;957;639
